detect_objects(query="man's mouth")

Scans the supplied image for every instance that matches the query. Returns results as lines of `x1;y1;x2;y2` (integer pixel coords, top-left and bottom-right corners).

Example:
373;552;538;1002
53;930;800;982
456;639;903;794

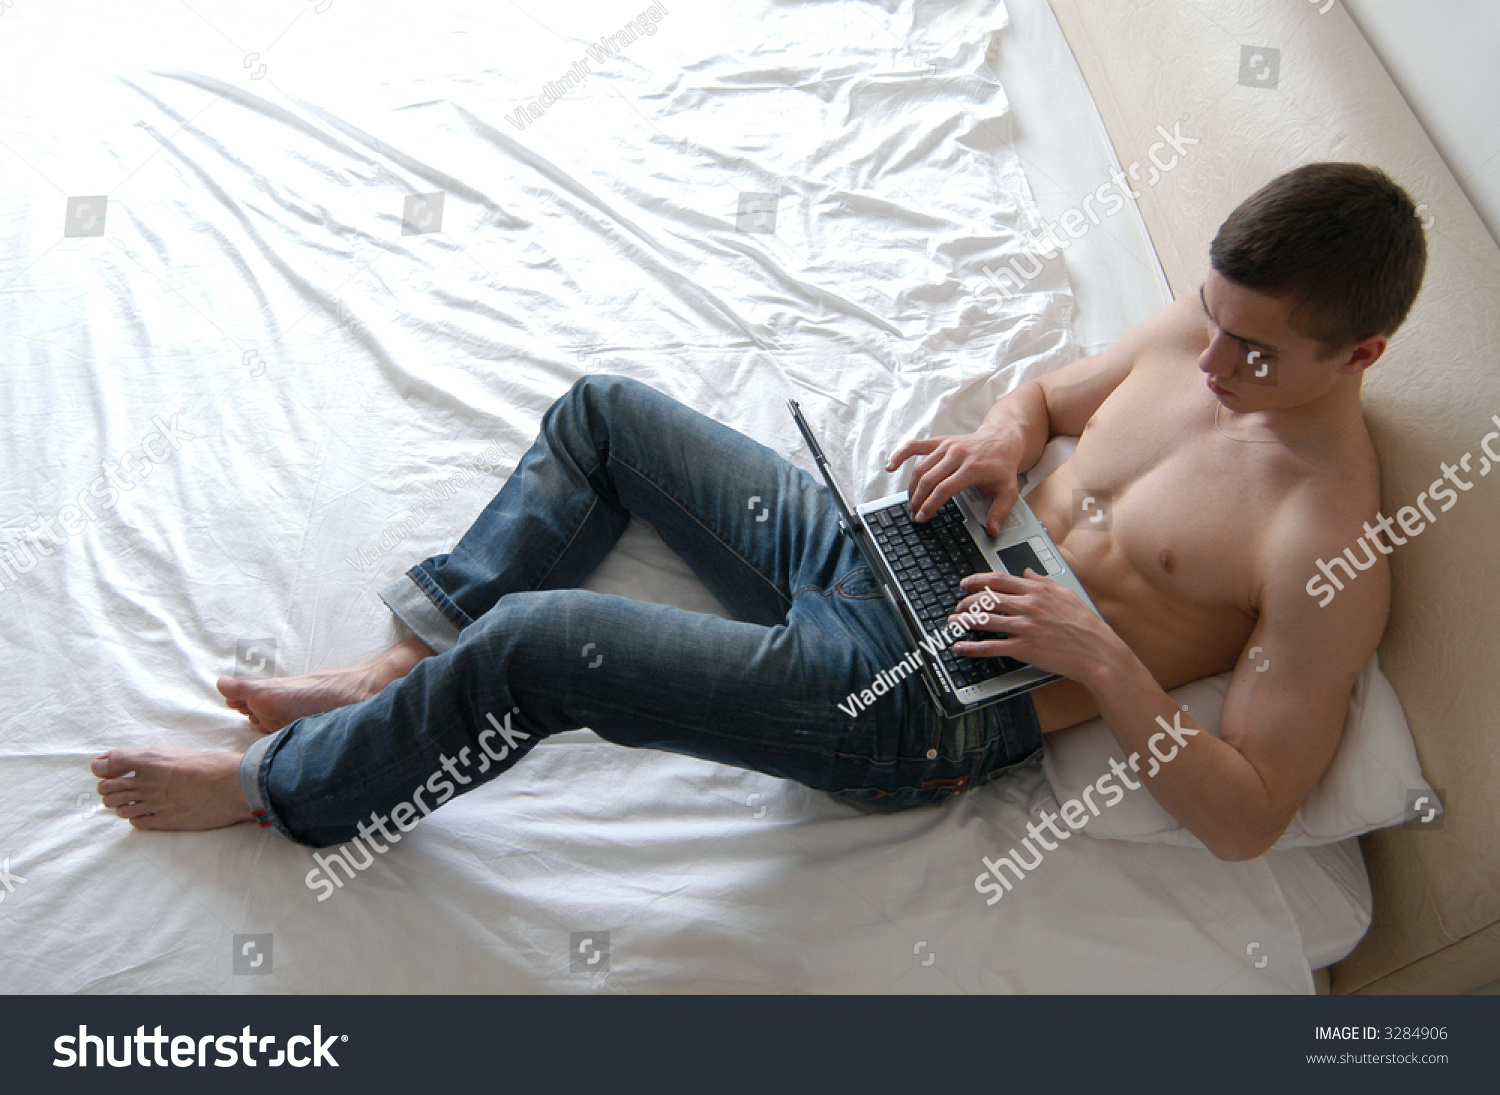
1206;376;1233;397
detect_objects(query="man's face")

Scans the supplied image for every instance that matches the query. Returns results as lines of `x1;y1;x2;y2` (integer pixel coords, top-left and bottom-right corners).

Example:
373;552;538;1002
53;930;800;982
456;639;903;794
1195;270;1359;412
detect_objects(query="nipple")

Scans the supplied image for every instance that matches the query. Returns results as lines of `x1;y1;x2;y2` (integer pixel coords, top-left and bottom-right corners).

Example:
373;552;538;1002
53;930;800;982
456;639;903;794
1159;549;1176;574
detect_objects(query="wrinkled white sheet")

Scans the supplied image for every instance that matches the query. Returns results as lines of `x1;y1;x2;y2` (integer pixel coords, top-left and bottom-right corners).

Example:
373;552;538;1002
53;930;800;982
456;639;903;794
0;0;1317;992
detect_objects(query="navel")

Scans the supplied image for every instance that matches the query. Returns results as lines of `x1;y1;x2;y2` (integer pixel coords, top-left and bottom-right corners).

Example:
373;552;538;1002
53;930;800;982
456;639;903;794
1159;549;1176;574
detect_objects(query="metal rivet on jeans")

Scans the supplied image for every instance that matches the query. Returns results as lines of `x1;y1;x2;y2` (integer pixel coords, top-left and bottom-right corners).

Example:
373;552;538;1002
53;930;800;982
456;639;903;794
925;748;937;759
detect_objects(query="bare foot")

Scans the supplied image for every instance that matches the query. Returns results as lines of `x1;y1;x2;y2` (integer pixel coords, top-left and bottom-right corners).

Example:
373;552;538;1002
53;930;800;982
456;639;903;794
217;634;434;732
92;747;252;831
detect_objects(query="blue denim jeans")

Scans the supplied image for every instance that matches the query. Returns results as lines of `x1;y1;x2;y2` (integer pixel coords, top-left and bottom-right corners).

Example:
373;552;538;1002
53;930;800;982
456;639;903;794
240;376;1043;847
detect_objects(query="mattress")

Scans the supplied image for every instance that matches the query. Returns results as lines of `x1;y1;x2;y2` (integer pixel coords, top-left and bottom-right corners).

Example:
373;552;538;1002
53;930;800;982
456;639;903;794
0;0;1354;992
1266;841;1372;971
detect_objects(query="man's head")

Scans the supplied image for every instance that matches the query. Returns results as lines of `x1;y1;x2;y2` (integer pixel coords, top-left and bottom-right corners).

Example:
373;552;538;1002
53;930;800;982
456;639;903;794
1197;162;1427;411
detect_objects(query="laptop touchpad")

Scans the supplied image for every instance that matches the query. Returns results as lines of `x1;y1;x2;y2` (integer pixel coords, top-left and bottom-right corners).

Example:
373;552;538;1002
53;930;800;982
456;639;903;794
998;542;1045;577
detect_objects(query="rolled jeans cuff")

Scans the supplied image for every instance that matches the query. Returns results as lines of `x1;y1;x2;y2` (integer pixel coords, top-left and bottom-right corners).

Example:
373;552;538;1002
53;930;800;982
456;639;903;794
378;567;465;655
239;729;299;842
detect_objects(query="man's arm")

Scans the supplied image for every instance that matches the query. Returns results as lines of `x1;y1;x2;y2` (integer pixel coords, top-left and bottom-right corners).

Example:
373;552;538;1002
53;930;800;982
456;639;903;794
953;498;1389;861
1193;510;1389;857
887;304;1167;534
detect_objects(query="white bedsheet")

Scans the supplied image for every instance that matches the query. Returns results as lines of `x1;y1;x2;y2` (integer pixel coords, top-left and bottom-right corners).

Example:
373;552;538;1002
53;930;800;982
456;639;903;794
0;0;1320;992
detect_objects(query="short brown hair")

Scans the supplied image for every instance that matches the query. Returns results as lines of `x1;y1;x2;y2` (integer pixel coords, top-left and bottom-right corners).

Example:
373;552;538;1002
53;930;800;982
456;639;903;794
1209;162;1427;352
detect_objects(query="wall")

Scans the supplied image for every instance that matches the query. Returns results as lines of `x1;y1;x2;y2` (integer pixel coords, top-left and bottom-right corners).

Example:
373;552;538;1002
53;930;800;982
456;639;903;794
1343;0;1500;246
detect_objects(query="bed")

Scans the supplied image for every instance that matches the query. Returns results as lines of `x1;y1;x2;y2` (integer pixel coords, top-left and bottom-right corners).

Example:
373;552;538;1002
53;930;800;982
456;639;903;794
1044;0;1500;994
0;0;1482;994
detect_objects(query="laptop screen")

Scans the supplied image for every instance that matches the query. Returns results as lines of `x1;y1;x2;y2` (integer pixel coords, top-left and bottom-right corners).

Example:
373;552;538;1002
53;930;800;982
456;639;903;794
787;399;862;535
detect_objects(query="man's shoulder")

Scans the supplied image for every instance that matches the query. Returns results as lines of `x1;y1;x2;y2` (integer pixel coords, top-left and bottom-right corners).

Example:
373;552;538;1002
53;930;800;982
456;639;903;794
1085;296;1207;382
1131;295;1211;366
1259;437;1389;606
1279;417;1383;515
1277;463;1380;540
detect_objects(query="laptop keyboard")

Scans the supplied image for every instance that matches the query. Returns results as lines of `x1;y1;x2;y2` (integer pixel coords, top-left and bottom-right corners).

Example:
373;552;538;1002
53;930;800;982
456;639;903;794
867;500;1022;690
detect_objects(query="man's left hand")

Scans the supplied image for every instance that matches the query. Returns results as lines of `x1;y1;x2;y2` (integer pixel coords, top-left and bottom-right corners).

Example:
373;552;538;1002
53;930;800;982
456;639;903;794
948;570;1123;684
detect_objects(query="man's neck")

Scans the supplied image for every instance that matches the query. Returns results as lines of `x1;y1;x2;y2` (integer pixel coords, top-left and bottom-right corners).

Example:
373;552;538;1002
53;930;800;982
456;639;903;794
1218;376;1364;448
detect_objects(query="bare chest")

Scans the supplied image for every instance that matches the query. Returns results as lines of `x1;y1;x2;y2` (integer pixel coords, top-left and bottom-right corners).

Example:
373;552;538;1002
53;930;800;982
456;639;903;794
1028;372;1273;613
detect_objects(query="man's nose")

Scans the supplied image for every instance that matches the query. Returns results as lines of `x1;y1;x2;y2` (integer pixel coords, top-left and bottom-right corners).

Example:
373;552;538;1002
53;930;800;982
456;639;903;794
1197;332;1240;378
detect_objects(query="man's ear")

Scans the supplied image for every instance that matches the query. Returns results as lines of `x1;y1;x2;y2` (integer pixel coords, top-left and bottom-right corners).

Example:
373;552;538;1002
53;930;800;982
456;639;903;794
1337;334;1387;375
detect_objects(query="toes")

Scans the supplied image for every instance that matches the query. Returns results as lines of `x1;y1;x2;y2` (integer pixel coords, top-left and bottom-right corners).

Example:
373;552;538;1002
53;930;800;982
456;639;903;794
97;776;136;796
91;750;141;779
102;791;141;808
117;802;155;819
129;813;166;829
217;678;265;726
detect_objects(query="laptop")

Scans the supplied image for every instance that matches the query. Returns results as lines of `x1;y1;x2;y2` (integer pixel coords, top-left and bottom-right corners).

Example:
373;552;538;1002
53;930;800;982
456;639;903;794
788;399;1102;717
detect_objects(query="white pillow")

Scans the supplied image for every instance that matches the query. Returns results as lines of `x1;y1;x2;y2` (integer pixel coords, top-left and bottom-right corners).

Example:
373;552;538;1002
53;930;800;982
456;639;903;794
1040;653;1438;850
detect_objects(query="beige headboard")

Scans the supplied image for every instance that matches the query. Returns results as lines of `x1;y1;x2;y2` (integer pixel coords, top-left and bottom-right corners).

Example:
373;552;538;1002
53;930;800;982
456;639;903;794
1045;0;1500;992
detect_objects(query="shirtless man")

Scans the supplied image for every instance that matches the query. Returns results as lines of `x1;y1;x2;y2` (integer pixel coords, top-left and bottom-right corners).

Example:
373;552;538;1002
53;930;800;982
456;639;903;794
91;162;1426;862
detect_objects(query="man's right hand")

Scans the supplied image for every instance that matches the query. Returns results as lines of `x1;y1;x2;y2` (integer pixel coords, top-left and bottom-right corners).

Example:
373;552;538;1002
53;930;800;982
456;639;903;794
885;429;1023;536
